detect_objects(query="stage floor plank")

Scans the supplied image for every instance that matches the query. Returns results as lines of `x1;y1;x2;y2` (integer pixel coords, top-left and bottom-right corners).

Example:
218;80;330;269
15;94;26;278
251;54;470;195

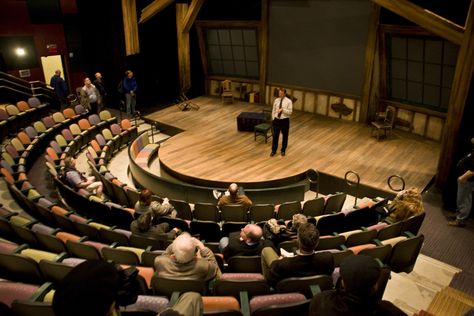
145;96;440;192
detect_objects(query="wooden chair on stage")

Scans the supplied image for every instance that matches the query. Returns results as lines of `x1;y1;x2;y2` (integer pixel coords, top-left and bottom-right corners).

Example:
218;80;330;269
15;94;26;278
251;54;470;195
221;80;234;104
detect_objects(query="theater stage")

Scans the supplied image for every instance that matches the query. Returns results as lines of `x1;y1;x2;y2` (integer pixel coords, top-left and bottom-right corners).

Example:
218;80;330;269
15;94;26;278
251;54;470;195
144;96;440;194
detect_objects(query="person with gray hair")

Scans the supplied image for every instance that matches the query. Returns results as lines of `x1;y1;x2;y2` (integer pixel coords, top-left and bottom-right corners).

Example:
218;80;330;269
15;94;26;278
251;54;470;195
154;233;220;281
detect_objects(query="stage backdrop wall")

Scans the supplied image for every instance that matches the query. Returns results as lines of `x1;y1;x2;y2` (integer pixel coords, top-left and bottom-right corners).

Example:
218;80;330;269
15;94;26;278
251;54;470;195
267;0;371;96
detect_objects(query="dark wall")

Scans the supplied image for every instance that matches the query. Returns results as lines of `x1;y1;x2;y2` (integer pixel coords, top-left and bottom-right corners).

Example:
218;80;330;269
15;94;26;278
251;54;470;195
0;0;68;82
267;0;371;96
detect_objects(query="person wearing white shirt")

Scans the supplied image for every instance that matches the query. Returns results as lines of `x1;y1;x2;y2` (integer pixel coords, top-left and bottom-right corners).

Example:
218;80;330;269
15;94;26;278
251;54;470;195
271;87;293;156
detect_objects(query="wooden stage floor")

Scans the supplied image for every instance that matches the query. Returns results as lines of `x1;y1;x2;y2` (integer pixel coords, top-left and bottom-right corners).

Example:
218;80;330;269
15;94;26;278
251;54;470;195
144;96;440;193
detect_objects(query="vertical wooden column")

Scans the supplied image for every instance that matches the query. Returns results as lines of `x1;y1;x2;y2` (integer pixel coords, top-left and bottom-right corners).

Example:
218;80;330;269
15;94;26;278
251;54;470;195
360;3;381;123
436;2;474;187
259;0;269;104
122;0;140;55
176;4;191;93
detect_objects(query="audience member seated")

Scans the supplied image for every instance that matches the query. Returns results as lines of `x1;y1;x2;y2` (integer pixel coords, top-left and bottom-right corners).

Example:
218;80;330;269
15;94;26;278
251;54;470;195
261;223;334;286
61;157;104;199
154;233;221;281
53;260;140;316
309;255;407;316
263;213;307;246
159;292;203;316
135;189;177;218
130;211;180;240
219;224;274;261
384;187;424;222
214;183;253;211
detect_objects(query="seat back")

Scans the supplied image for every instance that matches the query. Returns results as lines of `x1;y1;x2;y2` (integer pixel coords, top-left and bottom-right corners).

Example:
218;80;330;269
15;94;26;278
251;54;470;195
250;294;310;316
377;221;403;240
194;203;220;222
359;244;393;264
344;207;379;231
324;192;347;214
214;279;270;299
400;212;425;235
276;274;333;298
388;234;424;273
169;199;193;220
221;204;248;222
189;220;221;242
151;276;207;297
102;246;141;265
66;240;102;260
0;252;44;284
276;201;301;220
227;256;262;273
249;204;275;223
316;213;345;235
38;259;74;284
302;197;325;217
11;300;55;316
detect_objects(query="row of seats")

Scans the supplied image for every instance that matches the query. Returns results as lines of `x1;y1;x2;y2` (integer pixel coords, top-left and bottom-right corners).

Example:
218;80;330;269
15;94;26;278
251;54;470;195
0;97;50;141
0;206;398;316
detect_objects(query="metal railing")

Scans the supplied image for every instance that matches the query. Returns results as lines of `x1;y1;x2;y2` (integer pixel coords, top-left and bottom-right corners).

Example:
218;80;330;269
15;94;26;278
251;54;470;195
345;170;360;207
387;174;406;192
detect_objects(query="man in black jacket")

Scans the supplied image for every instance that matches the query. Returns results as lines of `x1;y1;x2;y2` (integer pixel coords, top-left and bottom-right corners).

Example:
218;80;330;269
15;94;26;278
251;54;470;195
220;224;273;261
261;222;334;287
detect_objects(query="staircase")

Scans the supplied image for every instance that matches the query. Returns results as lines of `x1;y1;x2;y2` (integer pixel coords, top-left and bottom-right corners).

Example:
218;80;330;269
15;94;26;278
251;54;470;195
427;286;474;315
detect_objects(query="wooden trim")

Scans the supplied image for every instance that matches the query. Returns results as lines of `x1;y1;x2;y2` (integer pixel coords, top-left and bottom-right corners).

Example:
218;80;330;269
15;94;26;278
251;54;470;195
266;81;361;100
380;99;447;118
372;0;464;44
182;0;204;33
139;0;174;24
259;0;269;104
195;21;261;28
436;1;474;187
207;76;260;84
361;3;381;123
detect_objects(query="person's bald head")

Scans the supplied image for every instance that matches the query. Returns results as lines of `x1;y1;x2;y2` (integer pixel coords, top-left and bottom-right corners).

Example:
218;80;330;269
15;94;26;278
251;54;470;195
241;224;262;243
228;183;239;197
172;233;196;263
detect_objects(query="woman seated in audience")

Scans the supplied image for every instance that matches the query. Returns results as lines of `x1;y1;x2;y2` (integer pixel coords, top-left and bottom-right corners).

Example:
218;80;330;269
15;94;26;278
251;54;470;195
130;211;179;240
384;187;424;222
263;213;308;246
134;189;177;218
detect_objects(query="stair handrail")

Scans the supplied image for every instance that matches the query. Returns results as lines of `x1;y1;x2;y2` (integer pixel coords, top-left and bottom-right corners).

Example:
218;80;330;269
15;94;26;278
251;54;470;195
344;170;360;207
387;174;406;192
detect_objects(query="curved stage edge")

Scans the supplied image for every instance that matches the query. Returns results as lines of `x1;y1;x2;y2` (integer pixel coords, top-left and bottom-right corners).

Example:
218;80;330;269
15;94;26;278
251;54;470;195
128;131;396;204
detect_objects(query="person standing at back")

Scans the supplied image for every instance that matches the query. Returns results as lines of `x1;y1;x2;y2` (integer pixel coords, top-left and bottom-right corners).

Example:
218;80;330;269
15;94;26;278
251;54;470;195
448;137;474;227
94;72;107;107
270;88;292;157
122;70;137;116
50;69;68;109
81;77;101;114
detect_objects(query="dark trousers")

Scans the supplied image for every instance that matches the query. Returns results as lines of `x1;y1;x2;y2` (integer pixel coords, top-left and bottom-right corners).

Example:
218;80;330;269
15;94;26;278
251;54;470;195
272;118;289;153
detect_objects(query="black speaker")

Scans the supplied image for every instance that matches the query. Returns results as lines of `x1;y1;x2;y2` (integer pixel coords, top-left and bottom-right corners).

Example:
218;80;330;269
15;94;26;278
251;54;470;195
27;0;62;24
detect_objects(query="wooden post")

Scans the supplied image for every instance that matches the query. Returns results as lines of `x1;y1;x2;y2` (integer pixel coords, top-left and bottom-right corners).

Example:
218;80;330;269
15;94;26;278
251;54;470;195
360;3;380;123
176;4;191;93
436;2;474;188
121;0;140;55
259;0;269;104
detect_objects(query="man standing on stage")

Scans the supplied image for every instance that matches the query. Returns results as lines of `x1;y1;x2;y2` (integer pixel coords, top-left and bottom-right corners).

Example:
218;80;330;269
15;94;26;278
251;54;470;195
271;88;293;157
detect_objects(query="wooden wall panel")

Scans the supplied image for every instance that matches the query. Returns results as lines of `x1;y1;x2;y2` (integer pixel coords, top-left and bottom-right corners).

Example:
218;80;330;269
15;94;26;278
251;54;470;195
426;116;444;141
412;112;427;136
328;96;342;118
304;93;315;113
316;94;328;116
292;90;303;111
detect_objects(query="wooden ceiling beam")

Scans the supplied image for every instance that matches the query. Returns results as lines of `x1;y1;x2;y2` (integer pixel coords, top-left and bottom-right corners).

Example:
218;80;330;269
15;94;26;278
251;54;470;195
373;0;464;44
182;0;205;33
139;0;174;24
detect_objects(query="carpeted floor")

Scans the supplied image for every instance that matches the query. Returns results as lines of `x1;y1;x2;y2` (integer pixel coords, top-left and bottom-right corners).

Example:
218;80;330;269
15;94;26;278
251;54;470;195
419;187;474;296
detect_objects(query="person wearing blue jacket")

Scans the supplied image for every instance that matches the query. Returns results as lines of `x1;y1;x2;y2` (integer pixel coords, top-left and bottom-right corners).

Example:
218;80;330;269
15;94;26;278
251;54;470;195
122;70;137;116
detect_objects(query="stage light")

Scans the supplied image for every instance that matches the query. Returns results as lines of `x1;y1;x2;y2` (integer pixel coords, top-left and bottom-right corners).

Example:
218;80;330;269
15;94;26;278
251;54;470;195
15;47;26;57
